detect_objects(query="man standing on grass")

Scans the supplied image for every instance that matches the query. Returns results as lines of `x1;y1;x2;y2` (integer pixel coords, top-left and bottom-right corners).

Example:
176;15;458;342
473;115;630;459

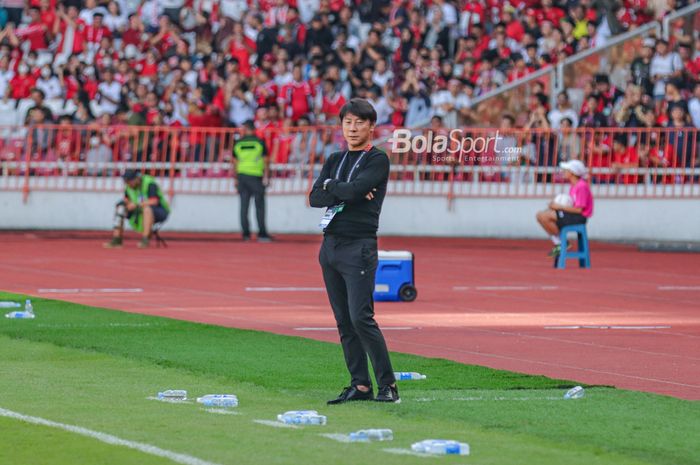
309;98;399;404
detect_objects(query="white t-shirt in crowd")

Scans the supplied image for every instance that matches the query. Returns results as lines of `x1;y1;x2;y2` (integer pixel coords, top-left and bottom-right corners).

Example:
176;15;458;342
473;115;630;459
548;107;579;129
36;77;62;100
104;13;128;32
296;0;320;23
426;3;457;25
689;97;700;129
140;0;163;28
372;70;394;89
97;81;122;114
228;95;255;127
368;96;392;126
431;90;471;128
79;6;109;26
220;0;248;21
160;0;184;9
0;69;15;97
650;52;682;96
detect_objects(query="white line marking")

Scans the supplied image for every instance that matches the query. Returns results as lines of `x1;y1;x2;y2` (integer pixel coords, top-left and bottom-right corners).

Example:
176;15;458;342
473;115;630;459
37;288;144;294
203;409;240;416
252;419;299;429
145;397;193;404
0;406;222;465
382;448;434;458
37;323;160;329
320;433;352;443
414;396;562;402
543;325;671;330
294;326;415;331
658;286;700;291
453;286;559;291
245;287;325;292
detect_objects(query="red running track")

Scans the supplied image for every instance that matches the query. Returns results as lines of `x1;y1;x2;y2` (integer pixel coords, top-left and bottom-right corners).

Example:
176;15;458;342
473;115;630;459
1;231;699;400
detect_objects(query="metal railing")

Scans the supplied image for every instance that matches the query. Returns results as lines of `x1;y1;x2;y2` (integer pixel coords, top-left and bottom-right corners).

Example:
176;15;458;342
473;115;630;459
1;125;698;203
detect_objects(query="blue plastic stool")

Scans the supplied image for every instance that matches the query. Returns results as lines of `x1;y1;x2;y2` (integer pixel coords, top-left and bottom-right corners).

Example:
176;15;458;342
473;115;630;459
555;224;591;269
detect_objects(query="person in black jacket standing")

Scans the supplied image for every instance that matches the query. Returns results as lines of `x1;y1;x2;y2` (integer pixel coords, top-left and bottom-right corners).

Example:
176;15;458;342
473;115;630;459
309;98;399;404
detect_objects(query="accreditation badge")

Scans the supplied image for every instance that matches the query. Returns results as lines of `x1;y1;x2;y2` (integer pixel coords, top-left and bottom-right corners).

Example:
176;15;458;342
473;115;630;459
318;203;345;229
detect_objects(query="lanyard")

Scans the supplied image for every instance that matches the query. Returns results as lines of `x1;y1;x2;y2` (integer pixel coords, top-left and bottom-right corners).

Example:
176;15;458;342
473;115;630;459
334;145;371;182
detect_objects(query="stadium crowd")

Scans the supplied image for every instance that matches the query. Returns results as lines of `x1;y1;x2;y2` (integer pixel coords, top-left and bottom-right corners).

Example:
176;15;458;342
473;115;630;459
0;0;698;180
0;0;697;130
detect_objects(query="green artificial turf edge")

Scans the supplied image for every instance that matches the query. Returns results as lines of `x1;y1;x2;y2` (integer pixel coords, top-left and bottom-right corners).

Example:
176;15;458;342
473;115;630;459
0;292;698;465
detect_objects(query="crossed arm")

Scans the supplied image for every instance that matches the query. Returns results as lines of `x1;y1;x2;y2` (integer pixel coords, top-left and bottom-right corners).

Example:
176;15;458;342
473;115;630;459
309;153;389;208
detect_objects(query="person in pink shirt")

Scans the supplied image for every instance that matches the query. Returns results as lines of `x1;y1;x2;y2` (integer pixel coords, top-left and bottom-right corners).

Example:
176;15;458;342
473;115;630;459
536;159;594;257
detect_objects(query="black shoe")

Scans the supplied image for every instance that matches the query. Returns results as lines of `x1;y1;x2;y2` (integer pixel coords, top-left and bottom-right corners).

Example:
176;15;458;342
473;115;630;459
327;386;374;405
375;384;400;403
242;235;251;242
257;235;273;243
103;237;123;248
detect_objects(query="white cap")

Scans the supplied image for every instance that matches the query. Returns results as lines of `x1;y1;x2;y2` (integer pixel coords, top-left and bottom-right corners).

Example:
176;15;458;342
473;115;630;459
559;159;587;178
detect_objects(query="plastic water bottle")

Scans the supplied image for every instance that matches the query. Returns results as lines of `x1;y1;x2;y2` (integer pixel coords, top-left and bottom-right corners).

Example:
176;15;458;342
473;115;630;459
277;410;327;425
564;386;585;399
5;310;35;319
348;429;393;442
411;439;470;455
196;394;238;408
5;300;35;319
157;390;187;401
394;372;427;380
0;301;21;308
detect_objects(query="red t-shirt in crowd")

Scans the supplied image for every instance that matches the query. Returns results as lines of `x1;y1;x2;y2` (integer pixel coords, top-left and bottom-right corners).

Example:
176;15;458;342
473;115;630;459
505;19;525;42
15;22;48;51
138;59;159;77
121;28;142;48
84;79;99;99
10;74;36;99
229;41;251;77
57;19;86;54
255;119;279;152
145;108;160;125
254;81;278;107
84;24;112;43
321;93;346;119
153;31;177;56
40;9;56;30
508;67;534;82
279;80;312;121
64;75;80;99
613;145;640;184
543;7;565;24
55;130;79;160
588;136;613;183
273;130;293;163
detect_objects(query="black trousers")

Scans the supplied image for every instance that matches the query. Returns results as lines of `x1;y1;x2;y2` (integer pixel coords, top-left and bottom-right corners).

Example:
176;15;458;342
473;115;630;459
319;235;395;387
237;174;267;237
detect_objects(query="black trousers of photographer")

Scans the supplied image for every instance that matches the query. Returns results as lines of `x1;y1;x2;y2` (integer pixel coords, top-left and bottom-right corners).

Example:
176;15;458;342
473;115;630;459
319;235;396;388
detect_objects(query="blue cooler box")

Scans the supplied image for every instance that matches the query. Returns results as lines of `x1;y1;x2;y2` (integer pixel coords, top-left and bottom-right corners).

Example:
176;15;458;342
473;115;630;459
374;250;417;302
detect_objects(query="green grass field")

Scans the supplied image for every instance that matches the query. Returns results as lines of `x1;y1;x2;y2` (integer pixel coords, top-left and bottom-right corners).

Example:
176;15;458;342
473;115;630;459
0;292;698;465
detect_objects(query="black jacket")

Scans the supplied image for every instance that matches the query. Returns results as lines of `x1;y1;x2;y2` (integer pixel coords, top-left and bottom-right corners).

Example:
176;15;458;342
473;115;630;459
309;147;390;238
